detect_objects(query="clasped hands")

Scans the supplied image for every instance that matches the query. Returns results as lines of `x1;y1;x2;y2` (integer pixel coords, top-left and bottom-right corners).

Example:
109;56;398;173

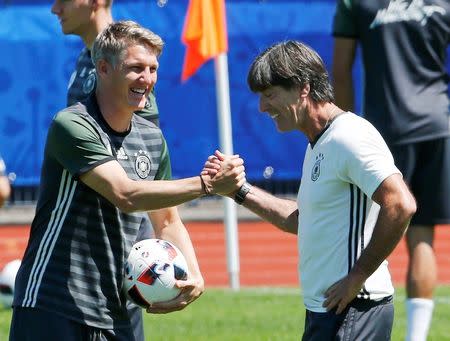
200;150;246;197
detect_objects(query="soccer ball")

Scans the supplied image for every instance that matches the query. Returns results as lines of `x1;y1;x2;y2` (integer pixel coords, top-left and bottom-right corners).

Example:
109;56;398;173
123;239;188;307
0;259;21;308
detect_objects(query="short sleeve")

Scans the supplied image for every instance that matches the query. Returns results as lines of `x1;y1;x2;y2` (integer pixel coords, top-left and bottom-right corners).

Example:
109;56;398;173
336;121;401;198
47;111;115;178
332;0;358;38
154;137;172;180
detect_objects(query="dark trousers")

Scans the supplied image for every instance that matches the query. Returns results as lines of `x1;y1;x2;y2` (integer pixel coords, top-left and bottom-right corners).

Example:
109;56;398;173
9;307;136;341
302;296;394;341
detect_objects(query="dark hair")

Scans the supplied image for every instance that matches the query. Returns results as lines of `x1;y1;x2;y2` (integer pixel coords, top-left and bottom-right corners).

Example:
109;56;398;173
247;40;334;103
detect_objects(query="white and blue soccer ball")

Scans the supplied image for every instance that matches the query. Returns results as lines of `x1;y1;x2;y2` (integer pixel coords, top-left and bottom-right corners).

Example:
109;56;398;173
0;259;21;308
123;239;188;307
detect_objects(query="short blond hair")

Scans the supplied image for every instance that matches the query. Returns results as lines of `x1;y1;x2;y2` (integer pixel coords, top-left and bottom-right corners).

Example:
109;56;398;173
91;20;164;67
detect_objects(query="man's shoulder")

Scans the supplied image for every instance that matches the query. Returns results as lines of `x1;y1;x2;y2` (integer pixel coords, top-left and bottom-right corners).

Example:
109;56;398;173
54;102;89;122
52;102;100;137
133;114;161;132
330;113;383;146
76;47;92;64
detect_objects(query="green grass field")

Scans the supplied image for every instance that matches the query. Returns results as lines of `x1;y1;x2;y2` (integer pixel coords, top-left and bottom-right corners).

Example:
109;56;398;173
1;286;449;340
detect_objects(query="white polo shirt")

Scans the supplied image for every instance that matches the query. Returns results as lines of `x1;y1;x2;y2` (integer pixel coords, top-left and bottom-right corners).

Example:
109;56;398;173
297;112;400;312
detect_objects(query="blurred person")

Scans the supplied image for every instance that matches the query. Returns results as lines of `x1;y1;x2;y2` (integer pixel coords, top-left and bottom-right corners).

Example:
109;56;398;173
332;1;450;340
203;41;416;340
51;1;162;339
9;21;245;341
51;0;159;124
0;154;11;207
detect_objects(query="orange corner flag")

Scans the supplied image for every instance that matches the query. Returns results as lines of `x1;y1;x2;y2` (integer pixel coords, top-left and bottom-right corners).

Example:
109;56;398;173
181;0;228;81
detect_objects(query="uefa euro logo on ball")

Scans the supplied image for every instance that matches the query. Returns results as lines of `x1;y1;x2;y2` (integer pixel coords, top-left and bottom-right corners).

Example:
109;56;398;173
123;239;188;308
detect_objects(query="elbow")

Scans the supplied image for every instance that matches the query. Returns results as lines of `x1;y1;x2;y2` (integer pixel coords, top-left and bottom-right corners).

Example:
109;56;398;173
112;187;138;214
405;199;417;221
115;199;135;214
398;195;417;226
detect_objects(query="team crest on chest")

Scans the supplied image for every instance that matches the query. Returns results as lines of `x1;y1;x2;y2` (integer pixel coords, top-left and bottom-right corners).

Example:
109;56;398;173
311;153;324;182
135;150;151;179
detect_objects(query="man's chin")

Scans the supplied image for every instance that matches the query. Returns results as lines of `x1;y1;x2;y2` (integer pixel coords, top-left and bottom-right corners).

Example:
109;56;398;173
129;99;147;112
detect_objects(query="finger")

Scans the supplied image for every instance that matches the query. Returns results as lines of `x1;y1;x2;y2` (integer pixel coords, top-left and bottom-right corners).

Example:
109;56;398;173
201;168;218;174
147;302;187;314
214;150;225;161
237;178;246;188
323;294;339;311
204;160;220;168
336;300;348;315
175;279;196;289
322;296;332;309
227;158;244;167
323;284;338;299
236;172;246;181
235;166;246;176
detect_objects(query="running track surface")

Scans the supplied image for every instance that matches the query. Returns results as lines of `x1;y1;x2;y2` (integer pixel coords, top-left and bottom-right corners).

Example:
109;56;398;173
1;222;449;287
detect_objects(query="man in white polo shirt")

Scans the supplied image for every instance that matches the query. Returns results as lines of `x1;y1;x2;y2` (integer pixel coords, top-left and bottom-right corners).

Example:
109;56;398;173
203;40;417;340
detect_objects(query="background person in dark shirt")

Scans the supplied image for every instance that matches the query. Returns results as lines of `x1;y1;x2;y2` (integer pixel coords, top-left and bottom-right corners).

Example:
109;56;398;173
332;1;450;340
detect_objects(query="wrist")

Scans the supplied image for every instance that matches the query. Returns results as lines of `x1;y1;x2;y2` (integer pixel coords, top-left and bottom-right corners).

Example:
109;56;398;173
199;175;212;196
349;262;370;284
234;182;252;205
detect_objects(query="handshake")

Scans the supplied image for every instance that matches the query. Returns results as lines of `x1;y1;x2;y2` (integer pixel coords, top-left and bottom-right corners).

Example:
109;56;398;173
199;150;250;202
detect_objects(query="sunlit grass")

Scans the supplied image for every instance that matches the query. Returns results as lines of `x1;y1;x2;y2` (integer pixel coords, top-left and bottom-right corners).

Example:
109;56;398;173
1;286;449;340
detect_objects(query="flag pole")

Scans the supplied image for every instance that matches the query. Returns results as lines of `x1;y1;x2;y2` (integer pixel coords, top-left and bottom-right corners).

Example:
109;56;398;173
214;53;240;291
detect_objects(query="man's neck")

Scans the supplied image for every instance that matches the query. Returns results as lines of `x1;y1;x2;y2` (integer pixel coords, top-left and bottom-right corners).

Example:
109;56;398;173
304;103;340;142
96;89;133;133
83;10;114;49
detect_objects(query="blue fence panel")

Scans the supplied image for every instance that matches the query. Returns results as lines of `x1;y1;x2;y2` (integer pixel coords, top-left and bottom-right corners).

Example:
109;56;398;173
2;0;439;187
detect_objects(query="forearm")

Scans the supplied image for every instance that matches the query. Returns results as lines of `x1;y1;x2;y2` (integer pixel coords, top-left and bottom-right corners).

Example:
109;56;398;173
81;159;243;213
333;75;354;112
123;177;205;212
332;37;357;112
152;211;202;279
241;186;298;234
350;205;412;281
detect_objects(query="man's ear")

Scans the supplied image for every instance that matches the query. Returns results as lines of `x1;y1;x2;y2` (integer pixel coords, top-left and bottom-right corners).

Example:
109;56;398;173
96;59;110;78
91;0;108;10
300;84;310;98
90;0;97;10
